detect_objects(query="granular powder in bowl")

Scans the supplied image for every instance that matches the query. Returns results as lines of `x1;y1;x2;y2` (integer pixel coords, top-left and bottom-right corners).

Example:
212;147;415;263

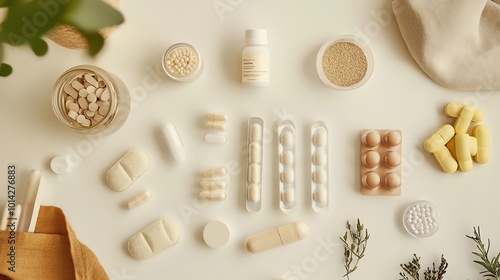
321;42;368;87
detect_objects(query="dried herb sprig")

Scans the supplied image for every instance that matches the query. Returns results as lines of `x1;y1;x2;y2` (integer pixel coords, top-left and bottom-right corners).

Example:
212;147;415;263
466;227;500;279
340;218;370;280
399;254;448;280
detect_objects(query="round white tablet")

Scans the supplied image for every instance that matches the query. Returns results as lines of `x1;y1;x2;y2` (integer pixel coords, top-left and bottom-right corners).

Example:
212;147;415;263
203;220;230;249
50;155;71;175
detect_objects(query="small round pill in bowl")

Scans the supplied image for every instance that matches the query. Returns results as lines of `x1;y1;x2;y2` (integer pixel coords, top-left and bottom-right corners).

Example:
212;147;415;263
402;200;440;238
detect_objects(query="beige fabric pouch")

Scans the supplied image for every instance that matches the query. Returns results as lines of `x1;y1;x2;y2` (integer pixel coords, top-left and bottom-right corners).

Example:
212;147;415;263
393;0;500;90
0;206;108;280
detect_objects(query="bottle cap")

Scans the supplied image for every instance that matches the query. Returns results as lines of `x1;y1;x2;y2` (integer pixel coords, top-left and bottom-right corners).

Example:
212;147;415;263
245;29;267;45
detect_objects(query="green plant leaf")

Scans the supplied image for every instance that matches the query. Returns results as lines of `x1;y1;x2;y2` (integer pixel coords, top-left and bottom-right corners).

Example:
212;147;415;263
29;38;48;56
1;0;70;46
83;32;104;56
0;63;13;76
63;0;124;33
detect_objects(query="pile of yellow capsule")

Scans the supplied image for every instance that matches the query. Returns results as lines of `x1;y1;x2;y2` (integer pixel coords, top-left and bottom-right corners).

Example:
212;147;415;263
424;102;490;173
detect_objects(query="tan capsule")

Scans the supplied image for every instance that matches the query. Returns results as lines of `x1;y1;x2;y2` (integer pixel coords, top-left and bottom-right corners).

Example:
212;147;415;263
199;191;226;201
71;80;84;91
245;221;308;253
313;131;327;147
282;188;295;205
206;113;228;122
472;125;490;164
201;167;227;178
455;134;473;172
280;130;294;148
454;105;475;134
280;169;295;184
127;191;152;209
445;102;484;122
249;123;262;142
433;146;458;173
205;121;226;131
312;169;327;184
313;187;327;204
248;164;261;184
100;88;110;101
424;124;455;153
199;180;227;190
247;184;260;203
280;150;294;166
312;151;326;166
249;143;261;164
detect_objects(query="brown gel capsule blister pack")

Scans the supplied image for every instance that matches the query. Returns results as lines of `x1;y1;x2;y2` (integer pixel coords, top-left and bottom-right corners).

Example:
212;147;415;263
360;129;402;195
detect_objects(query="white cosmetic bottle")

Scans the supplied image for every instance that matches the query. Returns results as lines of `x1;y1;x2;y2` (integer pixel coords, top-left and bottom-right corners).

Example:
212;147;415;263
242;29;270;87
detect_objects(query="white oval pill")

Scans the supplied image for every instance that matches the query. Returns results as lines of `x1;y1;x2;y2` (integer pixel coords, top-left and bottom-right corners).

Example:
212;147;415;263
312;151;326;166
127;218;180;260
248;164;261;184
280;130;294;148
127;191;151;209
313;131;327;147
203;221;230;249
282;188;295;205
281;169;295;184
280;150;294;166
313;187;327;204
248;184;260;203
249;143;262;164
205;133;227;144
313;169;327;184
250;123;262;142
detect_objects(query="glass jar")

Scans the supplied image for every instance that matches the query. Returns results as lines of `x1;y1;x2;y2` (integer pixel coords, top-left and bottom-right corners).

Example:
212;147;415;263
162;43;204;82
52;65;131;135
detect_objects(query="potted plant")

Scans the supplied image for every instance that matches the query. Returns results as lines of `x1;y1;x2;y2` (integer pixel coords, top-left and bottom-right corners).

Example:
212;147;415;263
0;0;124;77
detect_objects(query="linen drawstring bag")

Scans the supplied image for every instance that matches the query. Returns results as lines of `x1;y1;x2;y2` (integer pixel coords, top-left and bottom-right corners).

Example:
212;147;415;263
0;206;108;280
393;0;500;90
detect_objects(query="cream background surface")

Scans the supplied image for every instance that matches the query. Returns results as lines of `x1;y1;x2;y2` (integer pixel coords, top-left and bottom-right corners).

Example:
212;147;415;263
1;1;500;279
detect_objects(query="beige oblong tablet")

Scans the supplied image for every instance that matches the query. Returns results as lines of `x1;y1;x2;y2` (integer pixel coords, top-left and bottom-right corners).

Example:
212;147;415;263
424;124;455;153
106;149;149;191
245;221;308;253
472;125;490;164
128;218;180;260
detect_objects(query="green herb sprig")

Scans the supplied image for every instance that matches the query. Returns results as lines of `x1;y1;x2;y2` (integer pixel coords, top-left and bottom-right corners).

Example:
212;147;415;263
466;227;500;279
399;254;448;280
340;218;370;280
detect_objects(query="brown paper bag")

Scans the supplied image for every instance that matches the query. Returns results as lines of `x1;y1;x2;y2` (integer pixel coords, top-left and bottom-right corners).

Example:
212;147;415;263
0;206;108;280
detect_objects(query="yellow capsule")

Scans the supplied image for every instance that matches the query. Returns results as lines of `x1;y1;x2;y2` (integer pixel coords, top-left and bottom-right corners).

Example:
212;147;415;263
454;105;474;134
445;102;484;122
472;125;490;164
446;136;478;159
433;146;458;173
424;124;455;153
455;134;473;172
